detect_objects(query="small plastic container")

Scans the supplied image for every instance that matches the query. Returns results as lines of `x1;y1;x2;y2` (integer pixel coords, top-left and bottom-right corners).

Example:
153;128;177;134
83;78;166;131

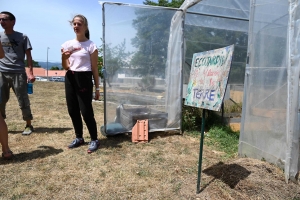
27;81;33;94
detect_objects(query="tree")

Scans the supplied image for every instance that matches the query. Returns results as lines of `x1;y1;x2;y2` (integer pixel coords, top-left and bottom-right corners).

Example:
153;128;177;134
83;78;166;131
50;66;60;70
98;56;103;78
131;2;180;78
98;43;104;79
143;0;184;8
25;60;41;67
105;39;132;79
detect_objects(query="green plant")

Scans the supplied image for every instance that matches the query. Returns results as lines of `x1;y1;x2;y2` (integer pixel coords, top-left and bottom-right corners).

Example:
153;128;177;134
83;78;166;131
205;125;240;157
224;101;242;113
182;104;202;131
182;104;225;132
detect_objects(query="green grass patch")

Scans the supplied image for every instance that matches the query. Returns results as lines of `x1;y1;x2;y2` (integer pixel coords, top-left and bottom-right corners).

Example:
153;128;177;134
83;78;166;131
205;126;239;158
185;125;239;158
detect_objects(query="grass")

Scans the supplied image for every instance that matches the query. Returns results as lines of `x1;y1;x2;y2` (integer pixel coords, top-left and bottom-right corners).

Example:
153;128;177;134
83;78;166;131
185;125;239;158
0;81;299;199
205;126;239;158
183;106;239;158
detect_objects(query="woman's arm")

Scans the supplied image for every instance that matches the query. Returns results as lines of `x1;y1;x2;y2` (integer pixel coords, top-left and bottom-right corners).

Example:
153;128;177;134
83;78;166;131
91;49;100;100
0;42;4;59
61;49;71;70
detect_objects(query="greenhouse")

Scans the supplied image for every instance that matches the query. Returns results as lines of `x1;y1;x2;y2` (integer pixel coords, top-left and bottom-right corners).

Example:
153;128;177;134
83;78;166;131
100;0;300;182
100;0;249;134
239;0;300;182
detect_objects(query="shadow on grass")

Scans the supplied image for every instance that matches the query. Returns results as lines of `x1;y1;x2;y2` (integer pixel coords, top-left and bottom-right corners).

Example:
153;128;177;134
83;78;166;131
99;133;131;149
148;131;182;140
99;131;181;149
9;127;73;134
200;162;251;191
0;146;63;164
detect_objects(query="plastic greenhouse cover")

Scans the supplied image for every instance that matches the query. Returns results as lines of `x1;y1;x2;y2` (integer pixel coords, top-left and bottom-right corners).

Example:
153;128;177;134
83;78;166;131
187;0;250;19
239;0;300;182
185;14;249;32
101;2;183;133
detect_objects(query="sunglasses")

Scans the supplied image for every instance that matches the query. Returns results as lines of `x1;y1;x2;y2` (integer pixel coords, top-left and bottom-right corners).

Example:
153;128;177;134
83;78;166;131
0;18;9;22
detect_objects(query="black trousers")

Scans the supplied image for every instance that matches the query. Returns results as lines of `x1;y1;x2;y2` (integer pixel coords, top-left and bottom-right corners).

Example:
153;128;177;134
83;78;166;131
65;70;97;140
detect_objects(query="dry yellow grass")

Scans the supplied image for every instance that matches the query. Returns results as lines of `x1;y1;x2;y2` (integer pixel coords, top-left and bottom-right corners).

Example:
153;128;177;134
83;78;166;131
0;81;299;199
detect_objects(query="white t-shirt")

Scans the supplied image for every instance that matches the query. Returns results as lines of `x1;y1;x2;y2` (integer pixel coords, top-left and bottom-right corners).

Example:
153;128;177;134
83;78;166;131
61;39;97;72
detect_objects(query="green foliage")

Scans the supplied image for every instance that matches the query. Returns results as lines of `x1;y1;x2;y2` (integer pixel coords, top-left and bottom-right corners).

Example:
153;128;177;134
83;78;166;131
105;39;132;79
98;42;104;78
137;75;156;91
143;0;184;8
98;56;103;78
224;101;242;113
131;5;175;78
205;110;224;129
183;107;240;157
205;126;239;158
182;104;225;132
25;60;40;67
182;105;202;131
50;66;60;70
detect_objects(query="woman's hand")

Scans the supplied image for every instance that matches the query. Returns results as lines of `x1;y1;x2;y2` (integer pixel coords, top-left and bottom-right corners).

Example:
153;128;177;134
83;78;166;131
94;90;100;100
61;50;71;60
61;48;71;70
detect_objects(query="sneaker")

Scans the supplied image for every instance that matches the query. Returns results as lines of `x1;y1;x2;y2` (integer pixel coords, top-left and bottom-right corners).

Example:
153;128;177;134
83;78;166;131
22;125;34;135
68;138;85;148
87;140;100;153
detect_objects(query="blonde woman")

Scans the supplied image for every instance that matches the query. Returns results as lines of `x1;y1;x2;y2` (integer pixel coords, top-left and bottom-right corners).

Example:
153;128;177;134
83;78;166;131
61;14;100;153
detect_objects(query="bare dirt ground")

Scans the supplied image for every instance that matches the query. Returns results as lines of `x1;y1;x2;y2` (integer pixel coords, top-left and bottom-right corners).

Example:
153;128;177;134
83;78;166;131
0;81;299;199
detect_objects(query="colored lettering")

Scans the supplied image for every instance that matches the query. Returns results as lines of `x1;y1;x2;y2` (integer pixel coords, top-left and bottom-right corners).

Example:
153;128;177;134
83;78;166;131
193;89;216;101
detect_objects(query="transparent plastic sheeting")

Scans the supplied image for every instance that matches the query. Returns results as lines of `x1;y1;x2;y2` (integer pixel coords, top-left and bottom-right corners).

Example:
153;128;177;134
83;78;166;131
101;0;250;134
183;0;249;86
239;0;300;181
187;0;249;20
168;0;249;125
102;3;183;132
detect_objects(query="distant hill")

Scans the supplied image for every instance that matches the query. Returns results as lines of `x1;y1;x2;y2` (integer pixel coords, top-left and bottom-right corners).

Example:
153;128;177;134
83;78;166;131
37;62;63;70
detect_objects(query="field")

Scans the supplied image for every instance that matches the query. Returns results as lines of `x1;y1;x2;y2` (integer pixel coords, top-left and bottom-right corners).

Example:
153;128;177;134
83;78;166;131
0;81;299;199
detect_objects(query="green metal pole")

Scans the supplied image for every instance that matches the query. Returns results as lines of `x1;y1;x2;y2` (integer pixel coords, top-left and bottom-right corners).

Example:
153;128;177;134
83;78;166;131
196;109;206;193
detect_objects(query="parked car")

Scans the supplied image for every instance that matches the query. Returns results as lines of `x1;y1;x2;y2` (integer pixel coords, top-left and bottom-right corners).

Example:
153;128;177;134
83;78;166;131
35;77;48;82
50;77;65;82
35;77;41;81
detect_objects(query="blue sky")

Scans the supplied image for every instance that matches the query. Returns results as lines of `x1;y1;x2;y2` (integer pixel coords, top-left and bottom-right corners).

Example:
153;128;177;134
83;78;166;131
1;0;145;63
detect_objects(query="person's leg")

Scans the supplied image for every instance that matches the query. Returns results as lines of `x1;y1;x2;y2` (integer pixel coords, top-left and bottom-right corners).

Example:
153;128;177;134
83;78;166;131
0;72;11;119
0;102;12;159
65;71;83;139
75;72;98;141
74;72;99;153
0;114;9;152
11;73;33;134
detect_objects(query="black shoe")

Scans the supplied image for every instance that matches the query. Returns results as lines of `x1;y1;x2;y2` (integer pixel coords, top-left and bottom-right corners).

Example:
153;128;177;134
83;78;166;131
87;140;100;153
68;138;85;148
